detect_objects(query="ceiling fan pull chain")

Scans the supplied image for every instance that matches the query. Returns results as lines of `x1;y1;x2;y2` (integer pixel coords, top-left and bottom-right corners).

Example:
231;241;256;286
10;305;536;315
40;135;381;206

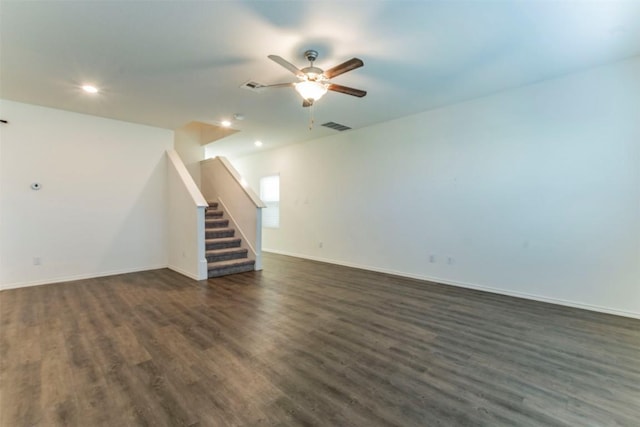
308;104;315;131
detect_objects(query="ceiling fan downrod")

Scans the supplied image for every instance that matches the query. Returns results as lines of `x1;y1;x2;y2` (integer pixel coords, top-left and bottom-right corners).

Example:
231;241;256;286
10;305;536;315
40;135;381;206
304;49;319;65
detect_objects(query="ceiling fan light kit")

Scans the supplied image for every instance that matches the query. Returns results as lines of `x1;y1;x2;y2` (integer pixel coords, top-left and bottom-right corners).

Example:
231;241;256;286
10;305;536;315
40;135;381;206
295;80;328;102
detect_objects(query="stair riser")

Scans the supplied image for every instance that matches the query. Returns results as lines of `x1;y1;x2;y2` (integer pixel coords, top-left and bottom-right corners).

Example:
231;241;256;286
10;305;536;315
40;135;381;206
208;262;255;278
206;251;248;263
205;220;229;229
206;229;235;239
207;203;219;209
206;241;241;250
205;211;223;218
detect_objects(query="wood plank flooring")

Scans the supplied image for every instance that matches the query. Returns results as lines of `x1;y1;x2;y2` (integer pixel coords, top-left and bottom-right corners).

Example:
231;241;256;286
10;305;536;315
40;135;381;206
1;253;639;426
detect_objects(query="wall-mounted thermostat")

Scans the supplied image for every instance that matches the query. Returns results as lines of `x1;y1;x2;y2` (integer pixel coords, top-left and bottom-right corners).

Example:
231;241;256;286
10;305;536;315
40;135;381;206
31;183;42;191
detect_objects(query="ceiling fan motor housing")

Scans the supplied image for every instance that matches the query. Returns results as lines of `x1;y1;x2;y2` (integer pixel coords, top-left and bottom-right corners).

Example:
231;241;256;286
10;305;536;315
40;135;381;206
301;66;324;80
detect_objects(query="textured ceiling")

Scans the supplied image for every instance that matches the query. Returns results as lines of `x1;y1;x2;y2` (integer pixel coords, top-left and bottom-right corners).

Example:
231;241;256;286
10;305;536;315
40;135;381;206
2;1;640;158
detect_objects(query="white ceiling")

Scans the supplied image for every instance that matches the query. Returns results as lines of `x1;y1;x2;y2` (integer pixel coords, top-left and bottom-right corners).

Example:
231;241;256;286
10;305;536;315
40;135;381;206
2;1;640;158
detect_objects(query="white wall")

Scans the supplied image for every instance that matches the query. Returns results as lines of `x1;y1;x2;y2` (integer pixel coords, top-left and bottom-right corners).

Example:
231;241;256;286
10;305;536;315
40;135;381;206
232;57;640;318
0;100;173;289
174;123;204;186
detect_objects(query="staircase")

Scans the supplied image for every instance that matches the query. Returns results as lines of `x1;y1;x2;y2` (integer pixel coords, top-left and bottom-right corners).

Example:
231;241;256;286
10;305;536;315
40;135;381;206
205;202;255;278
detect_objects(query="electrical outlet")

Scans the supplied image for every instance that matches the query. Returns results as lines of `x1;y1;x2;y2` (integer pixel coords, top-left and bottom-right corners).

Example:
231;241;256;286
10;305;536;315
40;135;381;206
429;255;436;263
318;241;323;248
33;257;41;266
447;257;454;265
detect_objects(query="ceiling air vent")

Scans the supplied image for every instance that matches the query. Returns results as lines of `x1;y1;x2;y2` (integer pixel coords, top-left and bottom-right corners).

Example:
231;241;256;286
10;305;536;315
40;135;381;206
240;80;265;92
321;121;352;132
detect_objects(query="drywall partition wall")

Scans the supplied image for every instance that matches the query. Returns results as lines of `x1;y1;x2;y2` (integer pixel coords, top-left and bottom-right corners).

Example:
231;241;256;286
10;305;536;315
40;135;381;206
0;100;173;289
232;57;640;318
174;122;240;187
167;149;208;280
174;122;205;187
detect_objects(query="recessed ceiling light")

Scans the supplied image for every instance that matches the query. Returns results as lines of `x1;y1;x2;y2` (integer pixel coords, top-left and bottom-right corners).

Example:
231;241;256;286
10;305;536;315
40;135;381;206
254;140;263;147
82;85;99;94
221;120;231;127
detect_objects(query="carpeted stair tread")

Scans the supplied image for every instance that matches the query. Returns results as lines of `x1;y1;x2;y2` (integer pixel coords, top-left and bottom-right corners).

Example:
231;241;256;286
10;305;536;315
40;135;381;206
206;247;248;262
205;210;223;218
205;227;235;238
206;247;248;257
207;259;255;277
205;237;241;250
208;264;255;278
207;201;219;209
207;258;254;269
205;218;229;228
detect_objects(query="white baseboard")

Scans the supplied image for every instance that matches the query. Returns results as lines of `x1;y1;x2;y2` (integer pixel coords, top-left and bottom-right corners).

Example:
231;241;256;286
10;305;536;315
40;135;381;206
0;264;169;291
168;264;206;281
263;249;640;320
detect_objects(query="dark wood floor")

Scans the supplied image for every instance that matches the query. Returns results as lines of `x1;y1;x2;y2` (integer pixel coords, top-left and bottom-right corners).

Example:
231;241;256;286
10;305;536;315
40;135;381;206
1;253;639;426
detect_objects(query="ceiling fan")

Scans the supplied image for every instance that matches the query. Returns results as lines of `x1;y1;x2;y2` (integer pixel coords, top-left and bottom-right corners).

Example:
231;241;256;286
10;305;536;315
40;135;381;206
259;50;367;107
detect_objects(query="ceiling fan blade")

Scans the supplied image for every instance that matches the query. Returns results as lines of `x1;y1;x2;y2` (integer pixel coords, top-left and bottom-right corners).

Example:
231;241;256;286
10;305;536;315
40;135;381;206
323;58;364;79
268;55;305;78
260;82;294;88
328;84;367;98
302;99;314;108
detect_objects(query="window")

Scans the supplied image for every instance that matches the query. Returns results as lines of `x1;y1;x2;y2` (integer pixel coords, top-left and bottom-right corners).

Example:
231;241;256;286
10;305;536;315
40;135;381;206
260;174;280;228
